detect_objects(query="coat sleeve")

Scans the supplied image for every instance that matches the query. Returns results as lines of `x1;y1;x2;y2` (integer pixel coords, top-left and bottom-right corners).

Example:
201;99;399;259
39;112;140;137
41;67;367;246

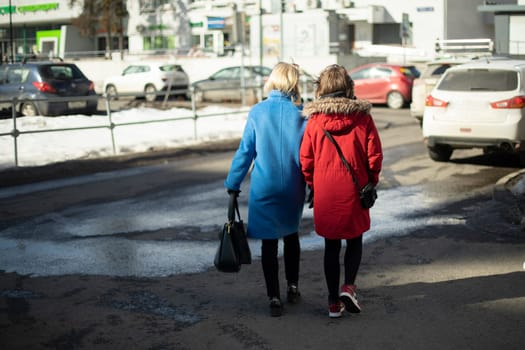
299;121;315;188
366;117;383;186
224;117;256;191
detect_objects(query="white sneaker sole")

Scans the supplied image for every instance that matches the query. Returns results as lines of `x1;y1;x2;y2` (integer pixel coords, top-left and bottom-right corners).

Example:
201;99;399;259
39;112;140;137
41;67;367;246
328;304;345;318
340;292;361;313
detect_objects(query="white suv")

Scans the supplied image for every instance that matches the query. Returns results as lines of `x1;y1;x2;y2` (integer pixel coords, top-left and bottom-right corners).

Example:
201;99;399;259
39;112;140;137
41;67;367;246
103;62;189;102
410;58;470;126
422;58;525;165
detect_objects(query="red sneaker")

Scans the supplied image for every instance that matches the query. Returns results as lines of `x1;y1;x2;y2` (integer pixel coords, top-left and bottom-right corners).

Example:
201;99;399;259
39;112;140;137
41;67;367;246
328;301;345;318
340;284;361;313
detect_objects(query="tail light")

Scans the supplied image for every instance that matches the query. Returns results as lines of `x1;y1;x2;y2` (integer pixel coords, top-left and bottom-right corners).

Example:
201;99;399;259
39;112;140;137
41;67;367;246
32;81;57;93
89;81;95;92
490;96;525;109
425;95;448;107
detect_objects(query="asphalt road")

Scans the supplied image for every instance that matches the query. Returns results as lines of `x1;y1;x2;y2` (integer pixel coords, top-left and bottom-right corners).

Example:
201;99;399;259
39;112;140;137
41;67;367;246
1;106;524;349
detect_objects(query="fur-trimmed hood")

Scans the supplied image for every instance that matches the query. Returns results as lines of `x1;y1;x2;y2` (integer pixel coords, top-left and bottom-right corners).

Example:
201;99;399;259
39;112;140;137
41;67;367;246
301;97;372;134
302;97;371;117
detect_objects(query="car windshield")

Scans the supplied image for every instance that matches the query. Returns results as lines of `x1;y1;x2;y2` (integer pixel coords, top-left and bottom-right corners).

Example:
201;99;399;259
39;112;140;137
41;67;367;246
437;69;518;91
123;65;149;75
160;64;184;72
401;66;420;78
39;65;85;80
351;67;391;80
421;64;453;78
253;66;271;76
212;68;238;79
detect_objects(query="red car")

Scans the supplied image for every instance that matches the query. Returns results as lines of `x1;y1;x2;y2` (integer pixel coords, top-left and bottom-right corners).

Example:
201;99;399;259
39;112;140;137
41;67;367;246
348;63;419;109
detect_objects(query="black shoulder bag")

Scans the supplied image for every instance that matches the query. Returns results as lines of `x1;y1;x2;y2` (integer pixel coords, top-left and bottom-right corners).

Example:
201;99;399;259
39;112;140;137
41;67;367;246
214;193;252;273
322;129;377;209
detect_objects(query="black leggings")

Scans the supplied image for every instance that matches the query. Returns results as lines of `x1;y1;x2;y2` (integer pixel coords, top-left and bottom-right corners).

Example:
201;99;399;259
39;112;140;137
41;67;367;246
261;232;300;299
324;235;363;303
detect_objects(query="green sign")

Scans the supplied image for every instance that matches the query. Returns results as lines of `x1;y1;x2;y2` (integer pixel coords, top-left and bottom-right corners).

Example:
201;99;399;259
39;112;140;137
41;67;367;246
0;6;15;15
0;2;59;15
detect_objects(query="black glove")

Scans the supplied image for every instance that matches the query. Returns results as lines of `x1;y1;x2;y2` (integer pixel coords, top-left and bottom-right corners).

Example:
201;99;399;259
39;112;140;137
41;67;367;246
227;189;240;197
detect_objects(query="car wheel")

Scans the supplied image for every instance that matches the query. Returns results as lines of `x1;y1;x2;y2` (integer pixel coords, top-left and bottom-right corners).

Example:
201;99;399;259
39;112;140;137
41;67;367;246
20;102;38;117
428;145;453;162
144;84;157;102
386;91;405;109
105;84;118;100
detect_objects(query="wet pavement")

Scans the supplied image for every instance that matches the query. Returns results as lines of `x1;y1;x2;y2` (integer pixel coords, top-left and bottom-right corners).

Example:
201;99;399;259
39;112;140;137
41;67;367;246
1;141;524;349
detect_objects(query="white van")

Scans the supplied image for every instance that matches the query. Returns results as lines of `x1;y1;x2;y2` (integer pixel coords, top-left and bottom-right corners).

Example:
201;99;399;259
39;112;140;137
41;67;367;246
422;58;525;165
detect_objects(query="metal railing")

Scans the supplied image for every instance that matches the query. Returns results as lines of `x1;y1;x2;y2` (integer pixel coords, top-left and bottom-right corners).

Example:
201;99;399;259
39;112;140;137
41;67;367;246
0;89;249;168
0;80;317;168
434;38;494;56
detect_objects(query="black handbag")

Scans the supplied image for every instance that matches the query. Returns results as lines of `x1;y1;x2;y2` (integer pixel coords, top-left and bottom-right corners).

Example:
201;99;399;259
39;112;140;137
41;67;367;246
322;129;377;209
214;193;251;273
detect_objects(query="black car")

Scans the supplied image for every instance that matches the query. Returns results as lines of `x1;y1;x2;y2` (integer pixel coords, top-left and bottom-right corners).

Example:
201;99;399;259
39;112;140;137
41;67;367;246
0;60;98;117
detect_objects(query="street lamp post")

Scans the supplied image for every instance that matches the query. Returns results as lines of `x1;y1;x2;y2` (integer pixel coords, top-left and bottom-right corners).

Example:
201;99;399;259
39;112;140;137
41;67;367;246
259;0;263;68
9;0;15;62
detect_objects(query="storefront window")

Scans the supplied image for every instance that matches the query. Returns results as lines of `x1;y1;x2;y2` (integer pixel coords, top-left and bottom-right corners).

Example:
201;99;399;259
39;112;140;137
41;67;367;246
191;35;201;47
143;35;175;50
143;37;152;50
166;36;175;49
204;34;214;50
154;36;164;48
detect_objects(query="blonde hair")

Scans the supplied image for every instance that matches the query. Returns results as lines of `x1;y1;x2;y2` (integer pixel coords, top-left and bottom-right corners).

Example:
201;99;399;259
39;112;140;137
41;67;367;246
315;64;355;99
264;62;301;104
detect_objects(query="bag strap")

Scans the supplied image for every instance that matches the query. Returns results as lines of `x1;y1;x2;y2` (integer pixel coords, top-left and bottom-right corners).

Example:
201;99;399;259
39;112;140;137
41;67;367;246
228;193;242;222
322;128;360;190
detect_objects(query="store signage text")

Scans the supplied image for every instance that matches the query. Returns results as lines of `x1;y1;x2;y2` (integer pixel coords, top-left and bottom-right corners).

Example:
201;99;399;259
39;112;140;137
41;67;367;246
0;3;59;16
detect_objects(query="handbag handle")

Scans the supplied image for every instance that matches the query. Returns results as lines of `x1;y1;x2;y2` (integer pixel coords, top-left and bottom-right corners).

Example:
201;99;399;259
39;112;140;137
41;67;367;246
228;193;242;223
322;128;360;190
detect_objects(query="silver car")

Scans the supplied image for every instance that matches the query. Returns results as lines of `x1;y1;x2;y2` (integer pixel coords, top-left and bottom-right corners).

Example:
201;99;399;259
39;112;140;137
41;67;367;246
191;66;272;103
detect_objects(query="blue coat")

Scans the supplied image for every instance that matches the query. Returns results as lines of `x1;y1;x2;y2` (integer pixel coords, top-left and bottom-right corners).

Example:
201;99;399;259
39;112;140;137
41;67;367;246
224;90;306;239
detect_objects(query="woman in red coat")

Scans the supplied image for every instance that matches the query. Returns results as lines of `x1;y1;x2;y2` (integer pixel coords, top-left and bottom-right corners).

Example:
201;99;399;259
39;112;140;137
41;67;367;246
299;64;383;318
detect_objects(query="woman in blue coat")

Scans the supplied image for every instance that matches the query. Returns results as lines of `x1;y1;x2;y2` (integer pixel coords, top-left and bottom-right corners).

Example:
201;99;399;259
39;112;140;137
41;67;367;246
224;62;306;317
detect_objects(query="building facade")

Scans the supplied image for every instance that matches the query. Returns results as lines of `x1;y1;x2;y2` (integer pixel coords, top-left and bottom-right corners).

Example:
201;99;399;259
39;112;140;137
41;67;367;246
0;0;521;63
0;0;84;60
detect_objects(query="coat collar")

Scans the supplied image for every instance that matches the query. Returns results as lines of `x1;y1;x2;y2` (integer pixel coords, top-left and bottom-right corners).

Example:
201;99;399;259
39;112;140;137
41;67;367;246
302;97;371;117
268;90;293;100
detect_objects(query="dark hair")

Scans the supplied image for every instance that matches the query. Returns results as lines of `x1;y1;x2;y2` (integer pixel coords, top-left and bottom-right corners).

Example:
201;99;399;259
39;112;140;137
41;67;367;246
315;64;355;99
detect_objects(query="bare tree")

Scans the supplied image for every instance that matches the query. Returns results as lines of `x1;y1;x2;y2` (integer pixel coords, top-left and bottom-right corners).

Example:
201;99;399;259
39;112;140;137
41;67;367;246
69;0;128;58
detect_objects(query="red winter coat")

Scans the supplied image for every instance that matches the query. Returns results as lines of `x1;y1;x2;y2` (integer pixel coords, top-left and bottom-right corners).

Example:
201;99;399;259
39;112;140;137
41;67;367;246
300;97;383;239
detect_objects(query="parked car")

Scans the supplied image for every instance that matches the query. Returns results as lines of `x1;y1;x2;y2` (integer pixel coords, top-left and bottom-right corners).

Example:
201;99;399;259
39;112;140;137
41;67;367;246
191;65;272;103
422;58;525;165
103;62;189;102
0;60;97;117
410;58;471;125
348;63;419;109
